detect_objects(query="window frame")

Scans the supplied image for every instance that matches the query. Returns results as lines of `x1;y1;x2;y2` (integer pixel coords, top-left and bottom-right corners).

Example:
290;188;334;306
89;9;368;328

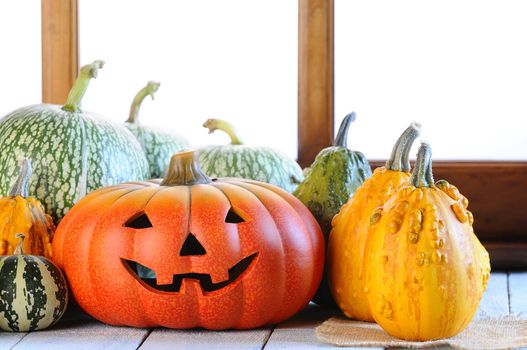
41;0;527;268
41;0;78;105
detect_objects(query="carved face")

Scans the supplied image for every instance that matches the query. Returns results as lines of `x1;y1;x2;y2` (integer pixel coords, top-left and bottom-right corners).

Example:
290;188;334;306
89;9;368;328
121;207;258;295
53;178;324;330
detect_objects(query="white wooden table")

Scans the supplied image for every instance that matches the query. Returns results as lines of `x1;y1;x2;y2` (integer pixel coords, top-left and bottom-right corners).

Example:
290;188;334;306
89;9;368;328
1;272;524;350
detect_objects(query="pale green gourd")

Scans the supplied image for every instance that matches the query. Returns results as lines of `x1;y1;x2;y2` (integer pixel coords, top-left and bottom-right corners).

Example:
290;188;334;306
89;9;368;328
0;61;149;221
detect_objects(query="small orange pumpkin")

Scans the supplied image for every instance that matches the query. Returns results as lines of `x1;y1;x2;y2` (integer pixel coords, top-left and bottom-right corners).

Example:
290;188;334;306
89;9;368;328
0;158;54;258
365;142;490;341
52;150;324;329
328;122;421;321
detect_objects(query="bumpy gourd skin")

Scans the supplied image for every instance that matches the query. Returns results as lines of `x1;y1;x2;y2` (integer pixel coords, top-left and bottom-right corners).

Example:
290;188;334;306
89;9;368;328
0;159;54;258
328;122;420;321
329;167;410;320
365;143;490;341
294;112;371;306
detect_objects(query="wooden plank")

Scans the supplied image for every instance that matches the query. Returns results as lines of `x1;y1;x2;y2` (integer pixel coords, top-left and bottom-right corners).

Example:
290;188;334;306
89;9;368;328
298;0;334;167
41;0;79;104
475;272;509;319
0;333;27;349
265;304;382;350
11;321;148;350
140;327;272;350
508;272;527;314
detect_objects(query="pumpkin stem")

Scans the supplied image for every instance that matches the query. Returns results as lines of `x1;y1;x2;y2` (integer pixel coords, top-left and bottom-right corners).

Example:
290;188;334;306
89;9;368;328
161;150;211;186
385;121;421;172
62;60;105;113
14;233;26;255
9;158;32;198
126;81;160;124
410;141;435;188
334;112;356;148
203;119;243;145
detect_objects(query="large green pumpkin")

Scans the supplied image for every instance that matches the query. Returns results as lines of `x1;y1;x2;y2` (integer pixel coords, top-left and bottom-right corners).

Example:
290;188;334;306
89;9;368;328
0;61;149;221
124;81;190;178
293;112;372;307
196;119;304;192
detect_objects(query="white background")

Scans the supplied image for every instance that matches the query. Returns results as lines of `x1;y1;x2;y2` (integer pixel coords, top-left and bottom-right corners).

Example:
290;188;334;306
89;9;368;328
79;0;298;158
0;1;41;115
1;1;526;160
335;0;527;160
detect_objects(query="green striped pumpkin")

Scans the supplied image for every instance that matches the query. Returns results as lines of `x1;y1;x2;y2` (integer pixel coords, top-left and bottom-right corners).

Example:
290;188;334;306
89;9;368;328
124;81;190;178
0;234;68;332
197;119;304;192
0;61;150;221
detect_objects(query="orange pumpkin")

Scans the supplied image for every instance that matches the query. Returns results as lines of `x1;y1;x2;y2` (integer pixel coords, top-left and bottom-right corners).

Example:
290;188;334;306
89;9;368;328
52;150;324;329
328;122;421;321
0;158;54;258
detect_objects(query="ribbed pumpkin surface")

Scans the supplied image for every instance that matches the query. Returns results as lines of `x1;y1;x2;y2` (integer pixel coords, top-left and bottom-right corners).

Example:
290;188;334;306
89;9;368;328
53;152;323;329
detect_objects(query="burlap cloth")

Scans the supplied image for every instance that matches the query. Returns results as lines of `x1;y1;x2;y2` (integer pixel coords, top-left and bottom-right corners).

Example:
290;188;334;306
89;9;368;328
316;315;527;350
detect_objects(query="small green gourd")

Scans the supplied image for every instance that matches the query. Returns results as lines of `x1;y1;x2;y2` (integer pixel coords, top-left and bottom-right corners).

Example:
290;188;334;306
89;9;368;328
293;112;372;306
0;234;68;331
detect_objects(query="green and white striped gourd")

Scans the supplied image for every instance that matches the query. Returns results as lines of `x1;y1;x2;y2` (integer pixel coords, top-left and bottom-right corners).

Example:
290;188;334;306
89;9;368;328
0;60;150;222
197;119;304;192
0;234;68;332
293;112;372;307
124;81;190;178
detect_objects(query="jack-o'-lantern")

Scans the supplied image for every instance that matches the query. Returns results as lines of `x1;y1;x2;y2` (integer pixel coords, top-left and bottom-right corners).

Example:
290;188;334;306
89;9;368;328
52;150;324;329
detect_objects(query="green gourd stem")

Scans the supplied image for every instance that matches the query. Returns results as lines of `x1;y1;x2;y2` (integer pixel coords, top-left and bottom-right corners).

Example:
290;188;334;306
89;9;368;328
410;141;435;188
334;112;356;147
161;150;211;186
62;60;105;112
203;119;243;145
14;233;26;255
126;81;160;124
9;158;32;198
385;121;422;172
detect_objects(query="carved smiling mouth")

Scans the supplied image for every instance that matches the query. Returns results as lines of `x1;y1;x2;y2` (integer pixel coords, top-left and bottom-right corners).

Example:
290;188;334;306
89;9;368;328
122;253;258;294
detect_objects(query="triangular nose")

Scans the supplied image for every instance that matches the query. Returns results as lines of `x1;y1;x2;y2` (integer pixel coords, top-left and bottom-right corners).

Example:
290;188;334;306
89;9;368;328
180;233;206;256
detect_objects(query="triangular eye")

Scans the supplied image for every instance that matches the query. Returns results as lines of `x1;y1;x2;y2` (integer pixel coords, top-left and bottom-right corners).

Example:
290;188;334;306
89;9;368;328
124;212;153;229
225;208;245;224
